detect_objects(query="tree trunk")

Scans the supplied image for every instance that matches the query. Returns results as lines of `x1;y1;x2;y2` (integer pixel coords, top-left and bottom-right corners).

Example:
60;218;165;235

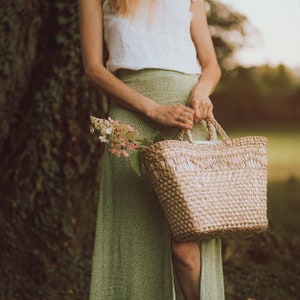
0;1;106;298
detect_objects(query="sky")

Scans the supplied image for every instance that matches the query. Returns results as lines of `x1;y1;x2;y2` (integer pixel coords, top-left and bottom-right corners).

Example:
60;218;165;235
220;0;300;68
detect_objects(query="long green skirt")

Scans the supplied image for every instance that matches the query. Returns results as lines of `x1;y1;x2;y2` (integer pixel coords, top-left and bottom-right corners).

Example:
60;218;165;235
89;69;224;300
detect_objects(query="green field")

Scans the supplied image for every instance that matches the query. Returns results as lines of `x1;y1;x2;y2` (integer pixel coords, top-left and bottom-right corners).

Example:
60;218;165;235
223;180;300;299
228;128;300;182
222;128;300;298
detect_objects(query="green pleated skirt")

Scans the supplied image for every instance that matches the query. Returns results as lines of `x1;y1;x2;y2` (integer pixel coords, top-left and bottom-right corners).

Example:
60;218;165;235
89;69;224;300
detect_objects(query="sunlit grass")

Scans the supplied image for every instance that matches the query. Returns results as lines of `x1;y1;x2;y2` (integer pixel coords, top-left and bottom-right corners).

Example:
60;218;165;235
223;180;300;299
209;126;300;298
227;128;300;182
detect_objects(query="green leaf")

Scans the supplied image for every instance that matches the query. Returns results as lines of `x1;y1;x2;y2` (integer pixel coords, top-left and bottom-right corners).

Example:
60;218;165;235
153;131;165;143
135;137;151;147
130;150;143;176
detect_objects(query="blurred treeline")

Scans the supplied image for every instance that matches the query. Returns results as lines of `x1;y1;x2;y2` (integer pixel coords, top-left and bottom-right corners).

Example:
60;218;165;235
214;64;300;126
0;1;299;299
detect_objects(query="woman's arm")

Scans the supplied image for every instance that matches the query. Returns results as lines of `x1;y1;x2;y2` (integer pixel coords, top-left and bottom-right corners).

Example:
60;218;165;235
77;0;194;129
190;0;222;123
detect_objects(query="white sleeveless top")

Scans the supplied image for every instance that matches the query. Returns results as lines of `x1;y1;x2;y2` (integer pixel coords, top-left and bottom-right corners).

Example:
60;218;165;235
102;0;201;75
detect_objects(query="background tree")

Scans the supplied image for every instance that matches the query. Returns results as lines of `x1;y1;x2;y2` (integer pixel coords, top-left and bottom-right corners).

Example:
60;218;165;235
0;1;106;298
213;64;300;125
207;0;248;70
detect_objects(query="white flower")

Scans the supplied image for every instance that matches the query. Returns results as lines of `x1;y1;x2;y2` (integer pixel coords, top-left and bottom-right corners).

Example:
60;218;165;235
105;127;112;135
98;136;108;143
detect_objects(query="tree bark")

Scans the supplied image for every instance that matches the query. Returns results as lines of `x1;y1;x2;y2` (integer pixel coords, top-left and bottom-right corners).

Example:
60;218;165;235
0;1;106;298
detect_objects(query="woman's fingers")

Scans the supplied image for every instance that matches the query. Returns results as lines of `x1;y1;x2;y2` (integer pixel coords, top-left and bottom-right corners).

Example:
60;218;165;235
193;105;201;124
207;103;213;119
176;116;194;129
174;105;194;128
190;95;213;122
182;105;195;115
154;104;195;129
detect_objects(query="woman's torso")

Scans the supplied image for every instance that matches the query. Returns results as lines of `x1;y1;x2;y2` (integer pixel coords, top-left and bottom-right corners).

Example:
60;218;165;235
102;0;201;74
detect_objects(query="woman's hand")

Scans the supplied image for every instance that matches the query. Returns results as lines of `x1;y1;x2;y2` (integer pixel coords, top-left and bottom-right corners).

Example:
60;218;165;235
148;103;195;129
189;86;213;124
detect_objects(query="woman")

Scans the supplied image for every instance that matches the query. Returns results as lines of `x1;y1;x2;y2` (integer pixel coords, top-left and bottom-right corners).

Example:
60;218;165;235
78;0;224;299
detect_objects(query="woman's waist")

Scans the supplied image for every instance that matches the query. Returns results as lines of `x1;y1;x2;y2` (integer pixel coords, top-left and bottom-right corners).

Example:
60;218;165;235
109;68;208;141
116;68;199;80
115;68;199;105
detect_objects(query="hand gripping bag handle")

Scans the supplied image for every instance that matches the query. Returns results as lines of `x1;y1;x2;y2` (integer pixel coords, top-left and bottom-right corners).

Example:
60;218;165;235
178;117;232;146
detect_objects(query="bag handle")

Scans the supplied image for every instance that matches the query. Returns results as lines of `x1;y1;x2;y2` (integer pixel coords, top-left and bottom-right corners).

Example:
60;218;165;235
178;117;232;146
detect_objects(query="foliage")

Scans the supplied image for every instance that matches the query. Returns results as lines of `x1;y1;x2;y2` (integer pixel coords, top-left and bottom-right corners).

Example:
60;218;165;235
223;181;300;299
229;129;300;182
213;64;300;126
206;0;250;70
0;1;106;298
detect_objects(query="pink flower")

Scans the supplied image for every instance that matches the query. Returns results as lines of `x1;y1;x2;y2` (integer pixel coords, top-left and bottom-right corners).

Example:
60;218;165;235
129;143;138;150
90;116;147;158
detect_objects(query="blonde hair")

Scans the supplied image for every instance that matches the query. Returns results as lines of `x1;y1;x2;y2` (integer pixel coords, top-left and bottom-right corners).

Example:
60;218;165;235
109;0;141;16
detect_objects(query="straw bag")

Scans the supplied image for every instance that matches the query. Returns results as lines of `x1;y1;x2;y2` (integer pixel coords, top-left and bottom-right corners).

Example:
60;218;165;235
141;117;268;241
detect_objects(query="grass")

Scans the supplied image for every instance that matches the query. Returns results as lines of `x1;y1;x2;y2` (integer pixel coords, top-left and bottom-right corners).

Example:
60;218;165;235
220;127;300;298
223;180;300;299
227;128;300;182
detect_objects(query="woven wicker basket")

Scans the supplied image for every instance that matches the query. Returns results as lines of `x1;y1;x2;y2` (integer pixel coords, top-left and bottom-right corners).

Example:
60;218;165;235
141;117;268;241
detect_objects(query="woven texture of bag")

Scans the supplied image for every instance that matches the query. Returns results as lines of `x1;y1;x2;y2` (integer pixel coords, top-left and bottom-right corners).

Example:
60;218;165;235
141;117;268;241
